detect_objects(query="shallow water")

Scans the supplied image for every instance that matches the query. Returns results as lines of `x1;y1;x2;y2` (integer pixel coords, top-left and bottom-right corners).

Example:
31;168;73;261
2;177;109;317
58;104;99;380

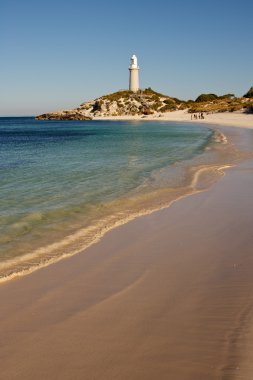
0;118;237;280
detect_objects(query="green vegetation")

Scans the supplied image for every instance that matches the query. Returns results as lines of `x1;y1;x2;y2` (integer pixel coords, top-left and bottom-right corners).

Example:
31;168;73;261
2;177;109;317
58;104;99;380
171;97;183;104
245;104;253;113
243;86;253;98
39;84;253;120
101;90;133;102
189;92;248;113
158;98;178;112
160;104;177;112
178;103;188;110
82;85;253;117
100;88;169;102
142;87;169;98
152;101;163;111
140;107;154;115
188;97;252;113
163;99;176;106
195;93;218;102
219;93;235;99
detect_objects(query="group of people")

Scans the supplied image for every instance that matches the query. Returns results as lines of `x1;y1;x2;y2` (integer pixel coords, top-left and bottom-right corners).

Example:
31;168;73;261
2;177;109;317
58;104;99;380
191;112;205;120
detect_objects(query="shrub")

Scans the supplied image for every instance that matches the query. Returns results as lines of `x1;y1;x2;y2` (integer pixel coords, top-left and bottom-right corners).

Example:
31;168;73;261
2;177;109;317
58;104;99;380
151;94;160;101
228;103;244;112
142;87;168;97
245;104;253;113
172;97;183;104
163;99;176;106
178;103;188;110
142;108;154;115
159;104;177;112
243;86;253;98
195;93;218;102
152;101;163;111
102;90;133;102
219;93;235;99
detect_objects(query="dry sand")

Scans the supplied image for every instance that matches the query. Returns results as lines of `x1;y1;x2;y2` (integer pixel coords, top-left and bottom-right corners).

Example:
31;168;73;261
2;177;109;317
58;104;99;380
96;110;253;129
0;126;253;379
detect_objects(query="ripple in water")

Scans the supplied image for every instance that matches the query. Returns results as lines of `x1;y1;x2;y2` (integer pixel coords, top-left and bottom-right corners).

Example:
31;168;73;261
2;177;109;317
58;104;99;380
0;118;237;281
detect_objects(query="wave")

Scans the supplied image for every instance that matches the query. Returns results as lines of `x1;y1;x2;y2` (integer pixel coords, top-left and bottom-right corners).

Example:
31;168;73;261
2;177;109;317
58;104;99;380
0;126;242;284
0;168;234;283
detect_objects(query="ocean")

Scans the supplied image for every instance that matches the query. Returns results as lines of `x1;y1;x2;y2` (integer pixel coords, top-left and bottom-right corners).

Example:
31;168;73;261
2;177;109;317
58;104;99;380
0;117;234;281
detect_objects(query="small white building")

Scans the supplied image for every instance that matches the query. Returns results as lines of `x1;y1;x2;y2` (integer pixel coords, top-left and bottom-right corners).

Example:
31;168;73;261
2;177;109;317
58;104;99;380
129;55;139;92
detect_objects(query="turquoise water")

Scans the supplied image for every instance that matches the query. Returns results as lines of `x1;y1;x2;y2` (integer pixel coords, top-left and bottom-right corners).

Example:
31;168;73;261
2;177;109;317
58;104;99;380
0;117;215;279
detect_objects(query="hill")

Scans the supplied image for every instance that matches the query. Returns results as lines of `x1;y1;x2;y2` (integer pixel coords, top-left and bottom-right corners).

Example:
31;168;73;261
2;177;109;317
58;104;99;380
36;88;253;120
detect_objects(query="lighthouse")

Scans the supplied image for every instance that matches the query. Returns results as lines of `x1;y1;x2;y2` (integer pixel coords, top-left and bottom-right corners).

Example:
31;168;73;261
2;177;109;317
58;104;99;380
129;54;139;92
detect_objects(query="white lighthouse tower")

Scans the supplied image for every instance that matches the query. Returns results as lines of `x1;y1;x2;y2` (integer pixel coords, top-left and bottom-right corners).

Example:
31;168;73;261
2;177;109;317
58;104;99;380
129;54;139;92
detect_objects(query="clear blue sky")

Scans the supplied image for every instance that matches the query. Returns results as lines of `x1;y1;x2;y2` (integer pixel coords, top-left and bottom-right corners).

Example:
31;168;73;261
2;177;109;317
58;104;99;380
1;0;253;116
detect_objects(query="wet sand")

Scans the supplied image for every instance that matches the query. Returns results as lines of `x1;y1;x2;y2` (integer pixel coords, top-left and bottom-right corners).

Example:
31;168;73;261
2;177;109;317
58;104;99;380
0;128;253;379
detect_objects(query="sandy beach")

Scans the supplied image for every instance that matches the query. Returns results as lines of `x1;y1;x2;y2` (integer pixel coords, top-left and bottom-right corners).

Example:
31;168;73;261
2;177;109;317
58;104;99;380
96;110;253;129
0;122;253;379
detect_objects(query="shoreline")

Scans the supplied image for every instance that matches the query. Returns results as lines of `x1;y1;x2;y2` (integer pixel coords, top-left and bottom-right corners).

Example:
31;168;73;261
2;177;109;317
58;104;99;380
0;126;239;284
0;163;230;284
95;110;253;129
0;121;253;379
0;117;251;283
0;148;253;378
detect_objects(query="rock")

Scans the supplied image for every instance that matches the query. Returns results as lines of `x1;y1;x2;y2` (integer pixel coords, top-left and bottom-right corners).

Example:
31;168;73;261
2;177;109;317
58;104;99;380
36;89;185;120
36;112;92;121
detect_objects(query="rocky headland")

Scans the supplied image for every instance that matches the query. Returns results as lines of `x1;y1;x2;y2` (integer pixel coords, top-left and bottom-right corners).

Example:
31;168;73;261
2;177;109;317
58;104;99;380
36;87;253;120
36;111;92;121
